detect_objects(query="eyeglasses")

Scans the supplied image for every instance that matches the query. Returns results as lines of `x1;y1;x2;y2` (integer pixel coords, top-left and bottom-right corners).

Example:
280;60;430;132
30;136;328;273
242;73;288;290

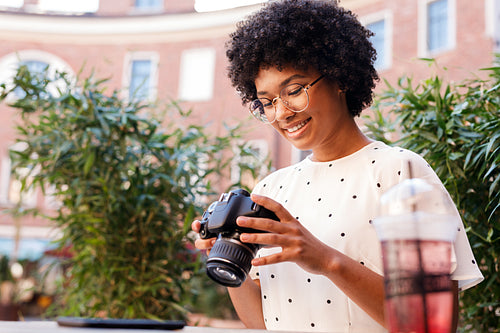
249;75;324;124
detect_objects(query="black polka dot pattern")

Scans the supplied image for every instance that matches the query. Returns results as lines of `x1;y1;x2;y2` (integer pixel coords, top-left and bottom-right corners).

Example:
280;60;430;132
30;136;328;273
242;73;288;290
249;142;481;332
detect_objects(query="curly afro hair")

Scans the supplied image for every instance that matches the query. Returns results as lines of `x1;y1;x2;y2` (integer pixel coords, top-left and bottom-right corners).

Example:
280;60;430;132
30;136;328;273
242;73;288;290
226;0;379;117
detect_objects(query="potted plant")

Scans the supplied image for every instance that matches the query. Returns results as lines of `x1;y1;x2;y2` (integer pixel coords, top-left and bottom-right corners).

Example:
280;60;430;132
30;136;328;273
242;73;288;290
0;66;267;321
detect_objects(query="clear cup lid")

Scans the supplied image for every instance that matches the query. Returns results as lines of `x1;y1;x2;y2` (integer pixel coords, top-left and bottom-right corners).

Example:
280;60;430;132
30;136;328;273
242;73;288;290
379;178;455;217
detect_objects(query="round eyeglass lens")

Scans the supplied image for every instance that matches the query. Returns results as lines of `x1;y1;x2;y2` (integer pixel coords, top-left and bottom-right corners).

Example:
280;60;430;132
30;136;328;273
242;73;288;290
281;84;309;112
249;99;273;123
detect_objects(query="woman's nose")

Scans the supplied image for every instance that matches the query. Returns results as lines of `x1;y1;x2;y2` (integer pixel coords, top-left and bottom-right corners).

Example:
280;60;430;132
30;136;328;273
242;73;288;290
274;99;295;121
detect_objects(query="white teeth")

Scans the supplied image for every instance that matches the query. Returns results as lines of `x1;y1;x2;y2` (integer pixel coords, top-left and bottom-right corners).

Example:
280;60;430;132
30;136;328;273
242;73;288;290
286;119;310;133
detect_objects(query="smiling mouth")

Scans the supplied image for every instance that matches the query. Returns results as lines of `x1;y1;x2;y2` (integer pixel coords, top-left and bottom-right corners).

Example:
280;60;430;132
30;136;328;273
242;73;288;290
286;118;311;133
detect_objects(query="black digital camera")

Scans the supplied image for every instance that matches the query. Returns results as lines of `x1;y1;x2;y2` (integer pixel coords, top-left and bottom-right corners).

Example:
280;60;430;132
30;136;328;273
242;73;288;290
199;188;278;287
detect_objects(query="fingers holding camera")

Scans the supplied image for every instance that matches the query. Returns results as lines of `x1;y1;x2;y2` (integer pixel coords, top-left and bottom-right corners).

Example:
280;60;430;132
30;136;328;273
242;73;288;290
251;193;290;222
236;198;335;275
236;194;299;234
242;223;334;275
191;220;216;255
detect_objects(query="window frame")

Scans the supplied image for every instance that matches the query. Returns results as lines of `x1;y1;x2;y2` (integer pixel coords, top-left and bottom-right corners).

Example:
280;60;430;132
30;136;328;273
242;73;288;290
361;10;393;72
0;151;37;209
122;51;159;102
0;49;74;102
178;47;216;102
418;0;457;56
486;0;500;52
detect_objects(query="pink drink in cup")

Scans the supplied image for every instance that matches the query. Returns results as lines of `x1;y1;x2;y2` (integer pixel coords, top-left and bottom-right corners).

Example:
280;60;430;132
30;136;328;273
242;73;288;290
382;238;454;332
374;178;458;333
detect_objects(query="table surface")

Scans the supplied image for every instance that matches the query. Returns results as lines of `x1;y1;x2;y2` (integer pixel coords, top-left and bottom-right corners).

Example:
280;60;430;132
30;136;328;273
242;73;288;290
0;321;298;333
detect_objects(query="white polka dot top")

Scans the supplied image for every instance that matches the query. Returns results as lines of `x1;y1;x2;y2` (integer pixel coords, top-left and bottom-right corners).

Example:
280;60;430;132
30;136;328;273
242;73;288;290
250;141;483;332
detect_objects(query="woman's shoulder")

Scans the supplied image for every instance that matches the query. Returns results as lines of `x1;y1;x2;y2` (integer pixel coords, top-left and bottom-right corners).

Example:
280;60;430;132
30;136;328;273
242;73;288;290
366;141;431;168
365;141;438;185
252;160;306;195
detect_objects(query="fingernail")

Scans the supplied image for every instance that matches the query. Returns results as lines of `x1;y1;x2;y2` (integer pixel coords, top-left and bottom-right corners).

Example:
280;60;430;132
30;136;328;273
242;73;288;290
240;234;249;241
237;216;248;225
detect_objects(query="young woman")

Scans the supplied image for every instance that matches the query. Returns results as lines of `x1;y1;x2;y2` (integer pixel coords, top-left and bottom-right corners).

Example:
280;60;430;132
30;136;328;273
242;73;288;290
192;1;483;331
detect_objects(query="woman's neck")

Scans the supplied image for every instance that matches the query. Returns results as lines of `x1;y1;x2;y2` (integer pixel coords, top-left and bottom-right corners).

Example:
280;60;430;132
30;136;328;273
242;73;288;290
310;126;373;162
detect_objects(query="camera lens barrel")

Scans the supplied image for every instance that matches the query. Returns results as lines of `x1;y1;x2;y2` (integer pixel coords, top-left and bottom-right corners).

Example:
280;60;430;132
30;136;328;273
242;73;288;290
206;236;259;287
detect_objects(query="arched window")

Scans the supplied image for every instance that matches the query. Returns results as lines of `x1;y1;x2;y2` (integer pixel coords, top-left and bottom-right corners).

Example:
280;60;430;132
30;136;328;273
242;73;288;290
0;50;73;208
0;49;74;100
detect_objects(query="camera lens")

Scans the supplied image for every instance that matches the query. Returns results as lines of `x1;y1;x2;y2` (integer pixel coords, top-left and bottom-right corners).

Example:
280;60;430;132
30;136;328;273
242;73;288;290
206;235;259;287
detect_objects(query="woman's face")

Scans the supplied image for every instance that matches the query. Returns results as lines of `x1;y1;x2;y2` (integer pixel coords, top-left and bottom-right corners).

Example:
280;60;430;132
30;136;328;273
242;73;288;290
254;66;355;161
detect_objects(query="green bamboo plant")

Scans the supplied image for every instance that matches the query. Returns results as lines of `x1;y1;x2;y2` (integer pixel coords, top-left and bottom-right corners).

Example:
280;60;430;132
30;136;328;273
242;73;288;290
365;57;500;332
0;66;268;320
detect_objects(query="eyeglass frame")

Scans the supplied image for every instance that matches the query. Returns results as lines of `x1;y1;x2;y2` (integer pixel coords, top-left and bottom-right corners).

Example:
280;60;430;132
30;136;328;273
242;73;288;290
249;75;325;124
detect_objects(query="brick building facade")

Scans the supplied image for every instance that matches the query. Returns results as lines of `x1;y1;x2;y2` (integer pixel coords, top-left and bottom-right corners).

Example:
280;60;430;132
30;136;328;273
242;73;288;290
0;0;497;253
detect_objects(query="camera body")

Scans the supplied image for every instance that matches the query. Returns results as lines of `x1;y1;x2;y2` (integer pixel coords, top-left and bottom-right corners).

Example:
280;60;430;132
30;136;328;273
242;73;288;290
199;188;278;287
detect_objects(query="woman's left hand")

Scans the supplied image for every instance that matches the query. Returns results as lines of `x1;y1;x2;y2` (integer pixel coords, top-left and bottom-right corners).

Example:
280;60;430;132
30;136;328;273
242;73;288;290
240;193;387;327
237;193;336;276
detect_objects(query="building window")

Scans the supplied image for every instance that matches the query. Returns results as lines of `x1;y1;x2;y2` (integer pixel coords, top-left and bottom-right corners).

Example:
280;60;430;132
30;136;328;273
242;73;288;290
38;0;98;13
419;0;456;55
362;11;392;71
485;0;500;51
134;0;163;10
427;0;448;51
178;48;216;102
14;60;49;98
0;0;23;9
0;149;37;208
367;20;389;70
130;60;152;101
123;52;159;102
0;50;74;102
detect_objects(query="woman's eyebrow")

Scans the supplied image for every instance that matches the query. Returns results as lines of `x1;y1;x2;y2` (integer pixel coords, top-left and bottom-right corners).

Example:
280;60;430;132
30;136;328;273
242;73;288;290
256;74;308;96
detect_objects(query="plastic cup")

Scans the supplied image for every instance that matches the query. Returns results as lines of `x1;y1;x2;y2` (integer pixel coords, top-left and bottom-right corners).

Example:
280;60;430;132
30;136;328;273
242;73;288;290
373;179;458;333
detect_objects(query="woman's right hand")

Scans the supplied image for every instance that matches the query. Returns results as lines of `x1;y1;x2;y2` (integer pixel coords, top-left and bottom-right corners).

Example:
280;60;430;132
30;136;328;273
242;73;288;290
191;220;216;255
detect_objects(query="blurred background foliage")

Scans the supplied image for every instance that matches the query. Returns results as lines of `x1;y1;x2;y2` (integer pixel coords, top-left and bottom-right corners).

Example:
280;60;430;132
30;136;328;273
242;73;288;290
0;65;269;321
365;56;500;332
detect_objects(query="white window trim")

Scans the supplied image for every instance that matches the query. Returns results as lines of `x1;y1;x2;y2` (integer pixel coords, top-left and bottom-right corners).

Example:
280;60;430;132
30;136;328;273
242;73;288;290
38;0;98;13
0;49;74;102
122;51;159;102
486;0;500;51
0;0;23;9
485;0;494;37
418;0;457;57
178;47;216;102
0;158;11;206
360;10;393;71
0;154;37;209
